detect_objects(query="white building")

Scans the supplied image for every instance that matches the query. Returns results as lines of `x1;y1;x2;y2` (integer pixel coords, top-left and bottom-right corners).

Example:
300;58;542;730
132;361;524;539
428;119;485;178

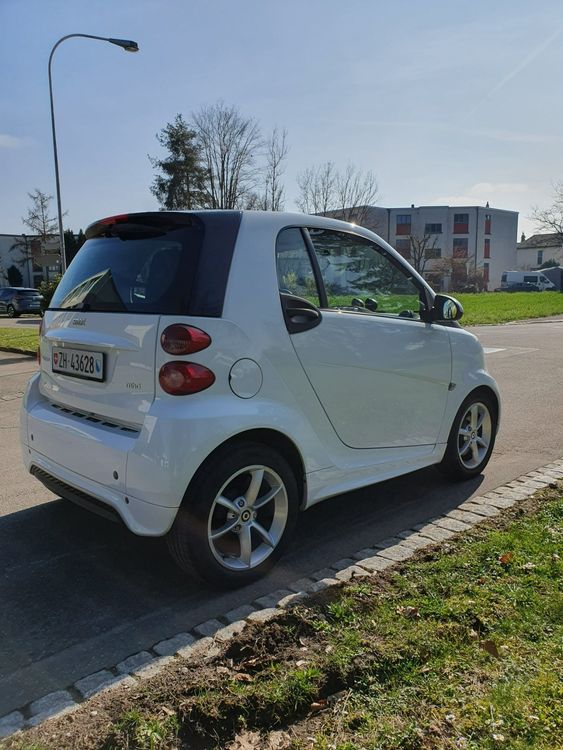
517;233;563;270
0;234;62;288
325;204;518;291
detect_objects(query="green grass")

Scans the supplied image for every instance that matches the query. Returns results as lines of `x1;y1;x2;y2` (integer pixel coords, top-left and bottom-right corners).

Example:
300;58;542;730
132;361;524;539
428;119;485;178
0;327;38;354
455;291;563;326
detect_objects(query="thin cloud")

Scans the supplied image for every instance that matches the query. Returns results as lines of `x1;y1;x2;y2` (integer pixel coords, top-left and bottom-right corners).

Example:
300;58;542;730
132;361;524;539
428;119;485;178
433;182;529;206
0;134;24;149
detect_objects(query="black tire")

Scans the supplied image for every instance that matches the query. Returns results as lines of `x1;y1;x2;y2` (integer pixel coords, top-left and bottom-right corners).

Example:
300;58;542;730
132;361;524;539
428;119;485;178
438;391;498;481
7;305;20;318
167;441;299;587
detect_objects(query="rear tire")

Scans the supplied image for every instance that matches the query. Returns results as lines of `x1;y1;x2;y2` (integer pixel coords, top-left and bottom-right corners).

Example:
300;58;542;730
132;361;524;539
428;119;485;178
7;305;19;318
438;391;497;481
167;441;299;587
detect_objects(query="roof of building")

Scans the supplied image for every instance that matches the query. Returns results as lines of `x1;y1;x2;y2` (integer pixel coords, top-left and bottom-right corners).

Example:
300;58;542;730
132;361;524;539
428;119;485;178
517;233;563;249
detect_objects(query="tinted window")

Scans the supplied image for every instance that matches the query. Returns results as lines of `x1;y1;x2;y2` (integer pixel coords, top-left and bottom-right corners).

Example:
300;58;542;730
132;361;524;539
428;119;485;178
308;229;424;319
50;212;242;316
275;228;320;307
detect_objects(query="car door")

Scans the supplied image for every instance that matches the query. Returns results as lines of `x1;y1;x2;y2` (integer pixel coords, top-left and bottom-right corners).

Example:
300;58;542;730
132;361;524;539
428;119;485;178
276;227;452;450
0;289;8;313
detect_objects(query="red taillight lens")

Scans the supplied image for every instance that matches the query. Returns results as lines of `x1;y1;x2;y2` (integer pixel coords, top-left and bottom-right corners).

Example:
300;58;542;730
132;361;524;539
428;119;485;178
160;324;211;355
159;362;215;395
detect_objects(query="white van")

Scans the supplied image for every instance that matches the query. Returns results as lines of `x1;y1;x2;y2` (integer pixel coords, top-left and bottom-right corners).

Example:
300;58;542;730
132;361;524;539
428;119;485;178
500;271;555;291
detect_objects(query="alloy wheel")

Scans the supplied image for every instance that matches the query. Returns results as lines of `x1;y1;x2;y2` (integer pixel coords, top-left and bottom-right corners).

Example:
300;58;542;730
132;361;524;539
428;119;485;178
457;401;492;470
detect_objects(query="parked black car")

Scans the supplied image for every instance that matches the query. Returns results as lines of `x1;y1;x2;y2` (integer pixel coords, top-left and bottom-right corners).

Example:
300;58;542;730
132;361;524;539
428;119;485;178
0;287;44;317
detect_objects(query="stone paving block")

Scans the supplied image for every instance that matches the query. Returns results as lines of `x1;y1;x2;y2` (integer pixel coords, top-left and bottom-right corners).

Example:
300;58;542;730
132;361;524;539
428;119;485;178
247;607;278;623
310;567;338;581
116;651;153;675
75;669;119;699
373;536;408;550
96;675;136;694
189;637;221;660
153;632;196;656
0;711;24;739
480;494;518;509
224;604;256;623
308;577;340;593
377;543;415;562
458;501;500;518
398;533;433;550
193;618;223;638
133;656;175;680
255;589;293;609
446;505;492;526
288;577;318;593
215;620;247;642
357;555;394;573
277;591;308;608
335;565;368;581
331;557;357;571
414;523;456;542
433;516;471;532
28;690;76;722
352;547;378;560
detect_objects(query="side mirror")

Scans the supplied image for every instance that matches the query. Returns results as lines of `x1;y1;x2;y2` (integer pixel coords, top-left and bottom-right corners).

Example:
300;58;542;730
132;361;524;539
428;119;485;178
432;294;463;322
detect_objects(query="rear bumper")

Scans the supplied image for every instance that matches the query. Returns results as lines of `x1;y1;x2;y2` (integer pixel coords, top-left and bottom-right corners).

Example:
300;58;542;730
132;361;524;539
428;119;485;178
21;373;179;536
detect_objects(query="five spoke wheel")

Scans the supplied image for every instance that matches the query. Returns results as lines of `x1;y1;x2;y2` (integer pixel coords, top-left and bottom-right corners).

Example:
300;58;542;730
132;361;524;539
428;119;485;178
457;402;492;470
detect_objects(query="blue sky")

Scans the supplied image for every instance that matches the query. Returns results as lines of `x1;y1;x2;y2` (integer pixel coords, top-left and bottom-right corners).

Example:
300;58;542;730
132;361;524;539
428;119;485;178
1;0;563;237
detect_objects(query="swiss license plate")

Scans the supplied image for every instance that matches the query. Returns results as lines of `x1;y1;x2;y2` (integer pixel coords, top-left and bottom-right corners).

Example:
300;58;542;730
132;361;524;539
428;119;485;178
52;347;104;382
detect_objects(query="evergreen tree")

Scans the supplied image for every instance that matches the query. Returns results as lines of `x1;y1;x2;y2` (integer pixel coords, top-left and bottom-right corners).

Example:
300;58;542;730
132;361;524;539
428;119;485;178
149;114;207;209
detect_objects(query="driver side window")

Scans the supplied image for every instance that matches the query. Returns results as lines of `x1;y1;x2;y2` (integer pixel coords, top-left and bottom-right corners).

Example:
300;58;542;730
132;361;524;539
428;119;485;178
307;228;424;319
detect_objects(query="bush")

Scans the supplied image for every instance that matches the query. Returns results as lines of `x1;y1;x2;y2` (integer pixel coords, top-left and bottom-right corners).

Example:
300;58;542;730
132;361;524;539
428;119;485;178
38;275;62;309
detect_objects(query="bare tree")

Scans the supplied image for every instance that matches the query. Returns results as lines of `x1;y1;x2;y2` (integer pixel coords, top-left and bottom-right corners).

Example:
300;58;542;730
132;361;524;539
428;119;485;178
408;232;440;275
260;127;288;211
193;102;263;209
531;182;563;237
296;162;379;223
22;189;59;242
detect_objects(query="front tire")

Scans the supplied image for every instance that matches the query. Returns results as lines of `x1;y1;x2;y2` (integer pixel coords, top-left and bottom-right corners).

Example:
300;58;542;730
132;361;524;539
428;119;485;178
167;442;299;587
7;305;19;318
439;392;497;480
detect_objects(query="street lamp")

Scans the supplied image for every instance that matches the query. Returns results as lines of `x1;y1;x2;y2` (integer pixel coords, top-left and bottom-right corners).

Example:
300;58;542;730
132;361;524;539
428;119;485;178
48;34;139;272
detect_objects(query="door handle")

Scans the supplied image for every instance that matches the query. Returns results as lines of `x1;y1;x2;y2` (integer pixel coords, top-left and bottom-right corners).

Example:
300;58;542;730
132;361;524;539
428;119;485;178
286;306;320;321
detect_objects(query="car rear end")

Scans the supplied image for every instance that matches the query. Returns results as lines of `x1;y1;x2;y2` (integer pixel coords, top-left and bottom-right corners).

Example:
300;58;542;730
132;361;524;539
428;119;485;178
21;211;242;535
13;288;43;315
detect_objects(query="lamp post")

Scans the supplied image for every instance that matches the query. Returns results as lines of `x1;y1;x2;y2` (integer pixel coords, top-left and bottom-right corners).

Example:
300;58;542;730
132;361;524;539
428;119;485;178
48;34;139;272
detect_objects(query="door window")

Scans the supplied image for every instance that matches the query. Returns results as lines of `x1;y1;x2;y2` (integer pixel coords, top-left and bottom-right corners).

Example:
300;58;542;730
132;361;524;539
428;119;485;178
308;228;425;319
275;228;320;307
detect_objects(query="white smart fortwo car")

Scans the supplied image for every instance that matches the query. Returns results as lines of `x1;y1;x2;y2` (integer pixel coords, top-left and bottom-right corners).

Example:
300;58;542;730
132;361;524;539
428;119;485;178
21;211;500;586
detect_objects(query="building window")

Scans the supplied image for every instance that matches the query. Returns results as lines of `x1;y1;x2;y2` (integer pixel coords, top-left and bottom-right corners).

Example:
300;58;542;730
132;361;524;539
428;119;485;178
453;238;468;257
537;250;543;266
424;247;442;259
484;239;490;258
453;213;469;234
483;262;489;284
425;223;442;234
395;239;411;259
396;214;411;235
485;214;491;234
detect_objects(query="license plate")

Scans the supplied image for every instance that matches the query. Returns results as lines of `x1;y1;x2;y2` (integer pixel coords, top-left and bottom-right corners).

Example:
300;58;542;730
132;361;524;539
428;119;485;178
52;347;104;382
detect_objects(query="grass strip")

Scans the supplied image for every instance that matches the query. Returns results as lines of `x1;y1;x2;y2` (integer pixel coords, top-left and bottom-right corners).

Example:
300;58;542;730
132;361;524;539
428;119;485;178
454;291;563;326
5;487;561;750
0;328;38;356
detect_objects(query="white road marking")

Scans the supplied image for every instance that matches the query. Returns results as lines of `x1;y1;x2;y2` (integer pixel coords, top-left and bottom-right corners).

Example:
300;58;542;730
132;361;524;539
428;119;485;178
483;347;506;354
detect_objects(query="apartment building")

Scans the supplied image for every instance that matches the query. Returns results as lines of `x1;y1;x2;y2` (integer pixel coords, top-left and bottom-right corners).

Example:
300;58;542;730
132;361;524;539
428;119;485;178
326;204;518;291
0;234;61;288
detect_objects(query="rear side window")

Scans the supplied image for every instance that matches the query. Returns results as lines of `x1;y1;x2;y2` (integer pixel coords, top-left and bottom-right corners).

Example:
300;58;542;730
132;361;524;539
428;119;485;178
50;212;241;316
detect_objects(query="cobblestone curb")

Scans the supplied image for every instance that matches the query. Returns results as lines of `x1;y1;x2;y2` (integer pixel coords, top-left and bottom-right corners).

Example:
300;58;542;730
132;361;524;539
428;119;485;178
2;461;562;739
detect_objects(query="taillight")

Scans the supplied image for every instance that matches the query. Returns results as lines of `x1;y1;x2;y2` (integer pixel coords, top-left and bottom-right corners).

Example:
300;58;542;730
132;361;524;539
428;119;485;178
159;362;215;395
160;324;211;355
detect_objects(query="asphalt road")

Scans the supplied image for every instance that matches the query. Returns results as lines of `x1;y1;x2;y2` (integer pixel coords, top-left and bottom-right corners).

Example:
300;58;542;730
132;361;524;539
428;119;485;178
1;317;562;716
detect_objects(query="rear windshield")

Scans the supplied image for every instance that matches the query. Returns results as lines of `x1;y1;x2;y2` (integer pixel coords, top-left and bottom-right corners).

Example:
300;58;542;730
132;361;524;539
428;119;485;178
50;213;241;316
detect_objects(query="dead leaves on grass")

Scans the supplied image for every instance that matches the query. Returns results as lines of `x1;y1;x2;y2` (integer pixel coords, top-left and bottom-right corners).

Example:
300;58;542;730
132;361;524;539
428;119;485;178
227;729;292;749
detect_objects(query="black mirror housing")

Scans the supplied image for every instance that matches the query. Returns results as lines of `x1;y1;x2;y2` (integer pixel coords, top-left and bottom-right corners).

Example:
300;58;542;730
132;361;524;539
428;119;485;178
432;294;463;322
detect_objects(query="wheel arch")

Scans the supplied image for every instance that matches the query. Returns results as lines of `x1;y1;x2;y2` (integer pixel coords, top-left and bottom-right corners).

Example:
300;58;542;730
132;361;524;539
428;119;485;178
182;428;307;510
466;385;500;431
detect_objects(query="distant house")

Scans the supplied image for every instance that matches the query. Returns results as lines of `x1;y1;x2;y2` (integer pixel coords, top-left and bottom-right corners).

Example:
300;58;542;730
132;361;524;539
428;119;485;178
516;232;563;270
0;234;62;288
323;204;518;292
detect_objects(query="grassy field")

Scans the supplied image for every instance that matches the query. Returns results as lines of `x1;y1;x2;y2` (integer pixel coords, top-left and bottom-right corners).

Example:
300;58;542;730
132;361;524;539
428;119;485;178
8;487;562;750
0;327;38;354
